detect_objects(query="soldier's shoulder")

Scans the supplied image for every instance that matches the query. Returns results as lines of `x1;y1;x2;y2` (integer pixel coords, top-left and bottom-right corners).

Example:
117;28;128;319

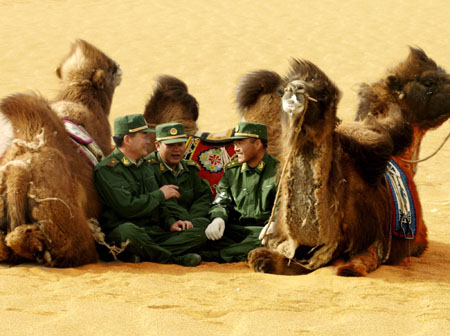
146;157;159;165
96;154;120;170
145;152;159;165
225;159;242;170
184;159;201;170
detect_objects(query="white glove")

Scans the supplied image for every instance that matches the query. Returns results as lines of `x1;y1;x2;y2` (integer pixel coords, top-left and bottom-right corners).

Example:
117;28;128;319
205;218;225;240
259;221;275;245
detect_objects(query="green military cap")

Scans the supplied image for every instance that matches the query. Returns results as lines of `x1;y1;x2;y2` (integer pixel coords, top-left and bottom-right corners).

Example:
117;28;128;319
155;122;188;144
231;121;268;141
114;114;155;135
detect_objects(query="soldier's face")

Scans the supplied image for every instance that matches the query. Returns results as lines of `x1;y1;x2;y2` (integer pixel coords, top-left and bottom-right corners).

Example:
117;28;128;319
155;141;186;169
234;138;260;164
126;132;151;160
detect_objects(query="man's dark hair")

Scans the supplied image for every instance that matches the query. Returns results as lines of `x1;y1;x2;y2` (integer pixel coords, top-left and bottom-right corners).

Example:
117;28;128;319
113;133;136;147
250;138;268;149
260;138;268;149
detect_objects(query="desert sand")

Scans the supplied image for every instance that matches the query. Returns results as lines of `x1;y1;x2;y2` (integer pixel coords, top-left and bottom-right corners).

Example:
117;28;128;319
0;0;449;335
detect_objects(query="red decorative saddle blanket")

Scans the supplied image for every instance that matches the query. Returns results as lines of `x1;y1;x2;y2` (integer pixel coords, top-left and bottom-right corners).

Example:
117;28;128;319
184;129;236;197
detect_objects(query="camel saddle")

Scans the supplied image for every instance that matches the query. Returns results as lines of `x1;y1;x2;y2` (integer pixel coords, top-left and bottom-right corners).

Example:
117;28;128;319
63;119;104;167
184;129;236;197
384;160;417;239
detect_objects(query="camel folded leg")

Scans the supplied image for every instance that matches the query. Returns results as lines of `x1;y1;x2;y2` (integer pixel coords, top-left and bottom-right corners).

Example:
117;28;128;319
5;193;97;267
5;161;32;232
334;245;379;276
5;223;51;263
0;231;11;261
411;218;428;257
248;247;311;275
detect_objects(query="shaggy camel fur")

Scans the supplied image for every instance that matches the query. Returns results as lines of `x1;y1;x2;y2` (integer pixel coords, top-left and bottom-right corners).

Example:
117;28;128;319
248;58;413;276
355;47;450;259
235;70;283;157
144;75;199;153
0;40;121;267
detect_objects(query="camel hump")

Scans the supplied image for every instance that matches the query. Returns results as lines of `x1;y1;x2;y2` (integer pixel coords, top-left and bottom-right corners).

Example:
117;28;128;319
155;75;189;93
235;70;283;115
0;93;62;143
144;75;199;124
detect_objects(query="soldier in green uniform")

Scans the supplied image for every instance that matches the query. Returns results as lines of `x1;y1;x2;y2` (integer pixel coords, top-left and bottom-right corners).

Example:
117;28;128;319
203;121;279;262
94;114;205;266
146;122;213;233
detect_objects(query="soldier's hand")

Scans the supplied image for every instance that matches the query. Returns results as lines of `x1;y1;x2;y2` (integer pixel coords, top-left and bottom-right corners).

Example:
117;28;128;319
205;218;225;240
160;185;180;200
170;220;193;232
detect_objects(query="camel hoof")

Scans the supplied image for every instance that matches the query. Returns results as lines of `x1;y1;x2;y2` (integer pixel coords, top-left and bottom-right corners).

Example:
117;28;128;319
335;262;367;277
5;224;48;262
0;231;11;261
248;247;281;274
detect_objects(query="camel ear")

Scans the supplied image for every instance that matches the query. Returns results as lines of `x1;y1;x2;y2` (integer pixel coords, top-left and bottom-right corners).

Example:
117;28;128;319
91;69;105;89
387;75;402;91
56;66;62;79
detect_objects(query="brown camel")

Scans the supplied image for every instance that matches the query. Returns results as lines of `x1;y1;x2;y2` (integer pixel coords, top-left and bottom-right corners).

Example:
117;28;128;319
355;47;450;259
0;39;121;267
247;58;415;276
236;49;450;275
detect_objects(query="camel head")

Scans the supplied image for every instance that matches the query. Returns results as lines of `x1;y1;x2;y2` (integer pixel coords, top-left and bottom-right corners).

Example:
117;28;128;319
56;39;122;99
357;47;450;130
281;59;341;136
281;80;308;118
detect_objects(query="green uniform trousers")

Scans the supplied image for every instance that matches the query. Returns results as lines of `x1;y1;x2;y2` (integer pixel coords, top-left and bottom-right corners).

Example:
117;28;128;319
202;225;263;263
108;222;208;263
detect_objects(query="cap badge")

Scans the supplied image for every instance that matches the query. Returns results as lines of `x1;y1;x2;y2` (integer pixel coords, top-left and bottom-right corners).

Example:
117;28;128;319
170;128;178;135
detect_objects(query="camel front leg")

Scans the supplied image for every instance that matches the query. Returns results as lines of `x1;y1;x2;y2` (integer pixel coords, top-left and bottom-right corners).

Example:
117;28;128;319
248;247;311;275
0;231;11;261
4;160;32;232
5;223;51;264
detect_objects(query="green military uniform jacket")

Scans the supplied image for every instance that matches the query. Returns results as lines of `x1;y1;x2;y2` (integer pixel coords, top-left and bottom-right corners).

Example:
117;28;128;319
94;148;166;232
145;151;213;230
209;152;279;226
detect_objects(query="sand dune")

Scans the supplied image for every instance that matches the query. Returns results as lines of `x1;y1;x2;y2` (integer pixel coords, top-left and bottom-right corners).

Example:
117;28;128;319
0;0;449;335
